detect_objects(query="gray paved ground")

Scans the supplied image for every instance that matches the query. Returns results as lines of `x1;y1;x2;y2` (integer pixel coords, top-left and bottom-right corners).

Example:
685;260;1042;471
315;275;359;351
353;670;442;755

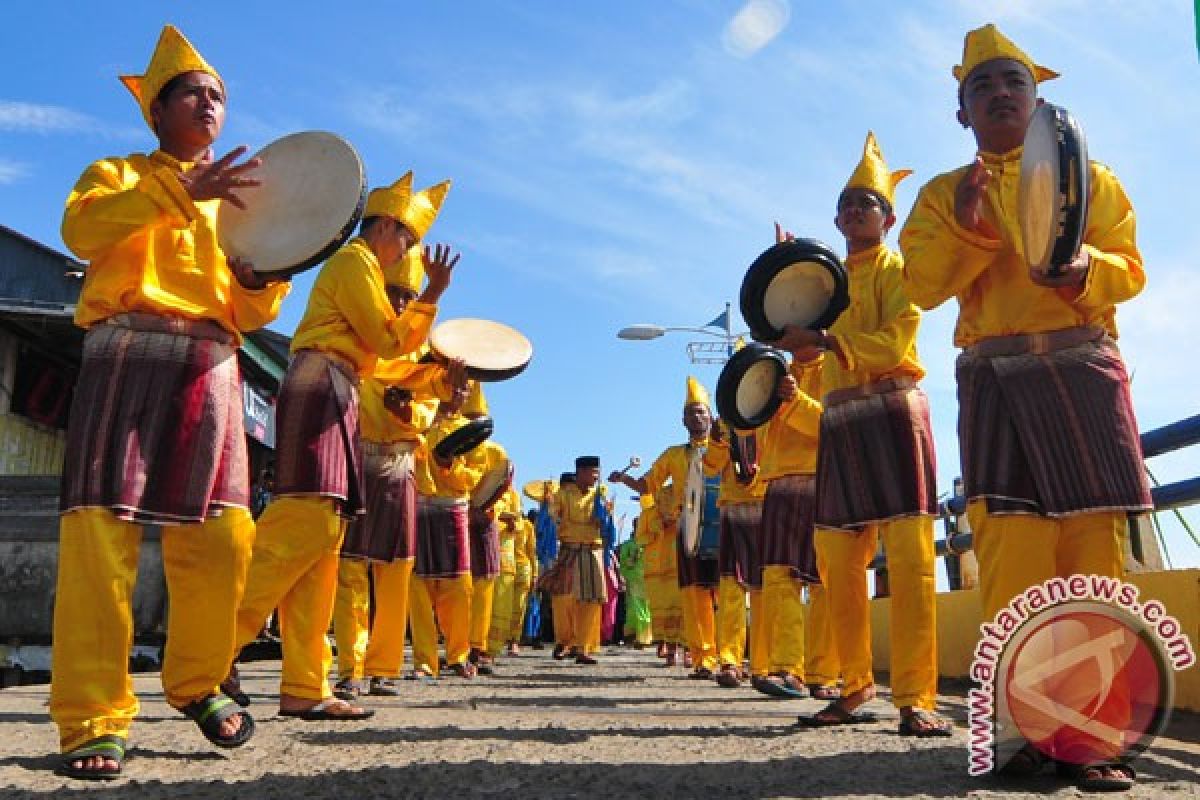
0;646;1197;798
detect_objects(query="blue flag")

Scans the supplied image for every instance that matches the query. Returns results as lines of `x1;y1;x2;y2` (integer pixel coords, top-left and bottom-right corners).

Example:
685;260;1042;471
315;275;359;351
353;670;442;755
704;309;729;330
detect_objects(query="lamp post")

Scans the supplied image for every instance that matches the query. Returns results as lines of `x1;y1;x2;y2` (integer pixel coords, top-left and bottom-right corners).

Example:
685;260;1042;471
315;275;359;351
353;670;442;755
617;302;745;364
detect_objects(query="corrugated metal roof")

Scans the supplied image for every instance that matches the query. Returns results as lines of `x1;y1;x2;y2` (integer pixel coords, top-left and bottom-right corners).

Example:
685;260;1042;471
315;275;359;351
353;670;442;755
0;225;82;313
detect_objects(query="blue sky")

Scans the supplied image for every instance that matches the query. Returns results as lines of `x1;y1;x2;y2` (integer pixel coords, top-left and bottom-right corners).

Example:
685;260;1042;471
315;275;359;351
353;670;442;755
2;1;1197;571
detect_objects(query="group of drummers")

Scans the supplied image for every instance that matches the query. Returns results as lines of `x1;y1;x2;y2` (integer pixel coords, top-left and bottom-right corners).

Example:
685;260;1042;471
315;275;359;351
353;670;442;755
48;19;1150;793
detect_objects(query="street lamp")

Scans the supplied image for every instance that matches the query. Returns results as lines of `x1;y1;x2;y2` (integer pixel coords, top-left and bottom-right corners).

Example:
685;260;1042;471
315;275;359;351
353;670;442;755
617;302;747;364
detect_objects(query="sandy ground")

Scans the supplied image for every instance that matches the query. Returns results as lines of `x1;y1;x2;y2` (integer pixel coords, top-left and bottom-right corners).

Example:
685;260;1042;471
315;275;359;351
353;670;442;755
0;646;1197;799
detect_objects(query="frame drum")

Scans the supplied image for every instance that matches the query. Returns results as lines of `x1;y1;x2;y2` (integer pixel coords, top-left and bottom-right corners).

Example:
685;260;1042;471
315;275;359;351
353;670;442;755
715;342;788;431
740;239;849;343
1020;103;1089;278
429;319;533;382
471;458;514;510
433;416;494;461
522;478;559;503
217;131;366;278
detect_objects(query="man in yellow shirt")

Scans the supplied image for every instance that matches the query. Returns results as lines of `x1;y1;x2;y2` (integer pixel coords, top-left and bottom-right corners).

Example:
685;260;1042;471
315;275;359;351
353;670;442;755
636;485;685;664
611;378;718;677
780;132;950;736
330;247;467;700
487;486;534;657
231;175;458;718
52;25;288;778
899;25;1148;788
548;457;610;663
409;395;483;678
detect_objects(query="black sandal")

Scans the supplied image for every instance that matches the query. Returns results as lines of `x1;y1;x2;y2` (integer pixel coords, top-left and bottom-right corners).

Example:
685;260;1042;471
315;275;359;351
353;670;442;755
59;735;127;781
797;699;879;727
1057;761;1135;792
177;695;255;748
897;708;954;738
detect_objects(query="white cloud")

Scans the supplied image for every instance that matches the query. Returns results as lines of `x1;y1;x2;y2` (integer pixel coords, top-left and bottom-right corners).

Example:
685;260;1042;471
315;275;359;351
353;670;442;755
0;158;29;184
722;0;791;59
0;100;93;132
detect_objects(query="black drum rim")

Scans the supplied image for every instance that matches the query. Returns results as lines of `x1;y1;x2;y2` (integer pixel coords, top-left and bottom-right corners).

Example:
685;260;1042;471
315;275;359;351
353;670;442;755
1048;104;1089;275
715;343;788;430
740;238;849;342
433;416;494;460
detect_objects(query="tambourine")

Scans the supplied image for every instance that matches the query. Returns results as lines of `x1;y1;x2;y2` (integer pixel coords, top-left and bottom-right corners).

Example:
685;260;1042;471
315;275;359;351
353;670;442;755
428;319;533;382
432;416;494;460
1019;103;1089;278
217;131;366;278
740;238;849;342
715;342;788;430
471;458;513;510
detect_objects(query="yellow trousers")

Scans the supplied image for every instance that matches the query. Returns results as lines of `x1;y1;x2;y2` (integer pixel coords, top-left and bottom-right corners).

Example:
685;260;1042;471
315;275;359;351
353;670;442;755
747;590;768;676
333;557;414;679
805;558;839;687
469;576;496;652
716;577;747;669
50;507;254;751
409;574;472;675
644;573;683;644
970;501;1126;619
682;586;718;671
760;565;805;677
552;594;572;647
488;571;530;654
236;496;346;701
815;516;938;710
558;595;602;654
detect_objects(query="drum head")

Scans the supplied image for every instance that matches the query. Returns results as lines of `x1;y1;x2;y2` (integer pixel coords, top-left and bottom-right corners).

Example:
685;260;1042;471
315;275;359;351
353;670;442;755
522;478;559;503
741;239;849;342
430;319;533;382
433;416;494;460
471;459;514;509
218;131;366;278
679;455;705;557
1019;103;1089;275
716;343;788;430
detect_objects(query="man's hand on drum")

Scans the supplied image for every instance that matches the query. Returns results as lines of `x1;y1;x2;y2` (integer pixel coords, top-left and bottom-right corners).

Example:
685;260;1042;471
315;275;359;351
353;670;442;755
178;145;261;209
775;324;825;363
1031;248;1090;294
444;357;469;393
954;157;1000;240
775;373;798;403
419;243;461;304
228;256;282;290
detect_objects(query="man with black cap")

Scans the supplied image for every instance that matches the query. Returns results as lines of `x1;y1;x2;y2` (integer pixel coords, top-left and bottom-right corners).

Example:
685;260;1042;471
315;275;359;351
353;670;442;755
547;459;611;664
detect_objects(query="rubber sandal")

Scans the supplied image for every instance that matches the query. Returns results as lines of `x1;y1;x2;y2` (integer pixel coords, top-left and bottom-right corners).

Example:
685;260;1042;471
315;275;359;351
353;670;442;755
177;695;255;748
797;700;879;727
752;675;792;698
278;698;375;721
1057;761;1136;792
368;677;401;697
221;664;251;707
59;735;127;781
897;708;954;738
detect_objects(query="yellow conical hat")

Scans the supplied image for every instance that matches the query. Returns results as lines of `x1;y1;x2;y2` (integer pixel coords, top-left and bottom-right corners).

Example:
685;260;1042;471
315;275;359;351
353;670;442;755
120;25;224;131
462;382;488;417
365;172;414;224
401;179;451;239
383;244;424;291
685;376;710;409
953;23;1058;87
843;131;912;208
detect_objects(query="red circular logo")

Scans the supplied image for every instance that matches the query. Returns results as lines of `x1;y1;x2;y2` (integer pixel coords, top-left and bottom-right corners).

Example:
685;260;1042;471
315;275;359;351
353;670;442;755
999;601;1172;766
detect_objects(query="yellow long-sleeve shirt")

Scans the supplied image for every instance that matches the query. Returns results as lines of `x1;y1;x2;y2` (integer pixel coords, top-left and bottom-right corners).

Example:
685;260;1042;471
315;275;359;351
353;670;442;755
756;357;823;482
553;483;605;546
823;244;925;395
62;150;289;339
515;514;538;577
635;485;678;577
359;346;453;443
703;434;766;506
899;149;1144;347
414;416;483;500
643;439;707;519
494;487;530;575
467;439;510;510
290;238;436;376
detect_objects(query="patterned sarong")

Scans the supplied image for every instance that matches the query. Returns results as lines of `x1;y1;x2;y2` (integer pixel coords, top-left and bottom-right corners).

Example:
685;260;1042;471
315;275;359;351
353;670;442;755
537;544;607;603
676;526;720;589
956;328;1151;516
60;313;248;524
815;383;938;529
414;498;470;578
718;501;764;590
469;508;502;579
339;440;417;562
761;474;820;583
273;349;364;518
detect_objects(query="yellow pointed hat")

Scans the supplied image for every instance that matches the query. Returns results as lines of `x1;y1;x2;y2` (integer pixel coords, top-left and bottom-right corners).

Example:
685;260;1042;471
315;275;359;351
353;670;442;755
401;179;452;239
383;244;425;291
843;131;911;208
120;25;223;131
953;23;1058;87
365;172;414;224
684;376;710;409
462;381;489;417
